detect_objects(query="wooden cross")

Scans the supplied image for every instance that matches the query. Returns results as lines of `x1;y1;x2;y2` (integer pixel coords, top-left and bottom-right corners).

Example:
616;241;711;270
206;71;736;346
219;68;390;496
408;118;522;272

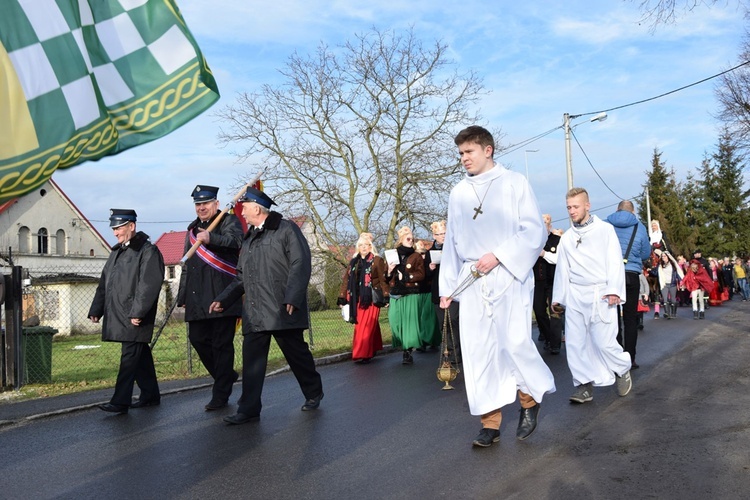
472;206;483;220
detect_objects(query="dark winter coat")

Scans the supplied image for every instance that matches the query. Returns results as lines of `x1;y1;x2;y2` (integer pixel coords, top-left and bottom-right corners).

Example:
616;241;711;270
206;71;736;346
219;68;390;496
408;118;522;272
534;231;561;285
88;231;165;343
177;213;243;321
214;211;311;333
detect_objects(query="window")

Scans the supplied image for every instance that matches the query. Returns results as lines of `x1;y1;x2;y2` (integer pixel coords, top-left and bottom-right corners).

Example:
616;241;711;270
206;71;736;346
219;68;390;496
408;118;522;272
55;229;66;255
37;228;48;254
167;266;176;279
18;226;31;253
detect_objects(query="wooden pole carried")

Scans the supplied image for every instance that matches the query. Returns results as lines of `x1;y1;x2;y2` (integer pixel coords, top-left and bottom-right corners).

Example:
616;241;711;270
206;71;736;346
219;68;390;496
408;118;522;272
180;170;264;263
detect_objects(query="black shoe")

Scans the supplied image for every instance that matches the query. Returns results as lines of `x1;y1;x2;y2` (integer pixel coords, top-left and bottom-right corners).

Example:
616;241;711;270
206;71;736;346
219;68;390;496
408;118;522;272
472;428;500;447
130;398;160;409
699;311;705;319
99;403;128;414
205;398;228;411
223;412;260;425
301;393;324;411
516;404;540;440
631;361;640;369
402;351;413;365
693;311;699;320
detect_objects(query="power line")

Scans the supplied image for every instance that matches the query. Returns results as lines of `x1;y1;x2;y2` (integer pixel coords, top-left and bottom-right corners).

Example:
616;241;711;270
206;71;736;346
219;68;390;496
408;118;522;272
570;59;750;119
570;127;626;200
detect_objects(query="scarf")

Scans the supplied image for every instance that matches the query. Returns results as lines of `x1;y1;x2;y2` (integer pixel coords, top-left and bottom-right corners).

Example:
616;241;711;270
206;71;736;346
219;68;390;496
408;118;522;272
346;252;375;323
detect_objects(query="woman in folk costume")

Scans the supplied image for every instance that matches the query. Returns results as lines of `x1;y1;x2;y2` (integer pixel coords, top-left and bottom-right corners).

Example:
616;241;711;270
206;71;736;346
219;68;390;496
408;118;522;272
682;259;714;319
650;219;671;255
414;239;441;350
708;258;727;306
337;233;388;363
387;227;425;365
656;251;684;319
649;219;671;318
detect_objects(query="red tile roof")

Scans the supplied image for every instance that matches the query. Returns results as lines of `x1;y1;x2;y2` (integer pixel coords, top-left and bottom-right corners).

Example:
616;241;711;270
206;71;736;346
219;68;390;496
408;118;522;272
154;231;187;265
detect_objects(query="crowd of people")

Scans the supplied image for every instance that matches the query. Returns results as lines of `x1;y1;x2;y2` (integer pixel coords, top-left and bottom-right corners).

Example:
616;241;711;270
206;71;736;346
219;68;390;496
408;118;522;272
88;124;749;450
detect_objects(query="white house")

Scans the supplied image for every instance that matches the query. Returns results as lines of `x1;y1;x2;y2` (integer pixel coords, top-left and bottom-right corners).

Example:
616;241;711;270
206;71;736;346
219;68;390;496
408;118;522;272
0;178;112;334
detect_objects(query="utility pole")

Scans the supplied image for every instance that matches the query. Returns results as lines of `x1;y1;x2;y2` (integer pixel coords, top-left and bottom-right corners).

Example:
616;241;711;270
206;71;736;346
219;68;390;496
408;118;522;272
563;112;607;192
564;113;574;191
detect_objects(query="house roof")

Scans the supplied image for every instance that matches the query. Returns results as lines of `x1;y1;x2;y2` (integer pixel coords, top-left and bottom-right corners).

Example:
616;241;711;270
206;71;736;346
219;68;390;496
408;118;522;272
49;178;110;249
154;231;187;265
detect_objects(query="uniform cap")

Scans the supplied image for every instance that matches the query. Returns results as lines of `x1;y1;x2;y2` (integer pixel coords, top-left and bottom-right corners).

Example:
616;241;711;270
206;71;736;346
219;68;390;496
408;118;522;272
109;209;137;228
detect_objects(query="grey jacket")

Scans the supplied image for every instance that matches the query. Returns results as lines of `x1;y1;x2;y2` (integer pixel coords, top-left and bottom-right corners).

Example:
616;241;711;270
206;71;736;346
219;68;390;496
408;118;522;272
88;232;165;343
214;211;311;333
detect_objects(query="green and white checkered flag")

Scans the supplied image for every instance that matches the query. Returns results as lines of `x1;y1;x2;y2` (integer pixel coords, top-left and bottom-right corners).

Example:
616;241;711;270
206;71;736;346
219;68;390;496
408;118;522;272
0;0;220;202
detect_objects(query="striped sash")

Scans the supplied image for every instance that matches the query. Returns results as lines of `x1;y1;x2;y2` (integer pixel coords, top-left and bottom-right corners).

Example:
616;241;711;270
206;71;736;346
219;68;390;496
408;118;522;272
189;231;237;277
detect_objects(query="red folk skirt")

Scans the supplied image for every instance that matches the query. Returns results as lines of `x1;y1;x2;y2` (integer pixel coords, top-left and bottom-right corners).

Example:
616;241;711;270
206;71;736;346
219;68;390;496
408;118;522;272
352;303;383;360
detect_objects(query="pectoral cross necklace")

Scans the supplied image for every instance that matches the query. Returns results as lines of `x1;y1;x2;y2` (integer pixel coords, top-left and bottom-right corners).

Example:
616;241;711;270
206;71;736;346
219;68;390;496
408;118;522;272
471;179;495;220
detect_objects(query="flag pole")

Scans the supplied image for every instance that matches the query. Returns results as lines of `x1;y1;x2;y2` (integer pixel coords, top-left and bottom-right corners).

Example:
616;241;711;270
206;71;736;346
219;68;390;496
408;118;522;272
180;169;265;263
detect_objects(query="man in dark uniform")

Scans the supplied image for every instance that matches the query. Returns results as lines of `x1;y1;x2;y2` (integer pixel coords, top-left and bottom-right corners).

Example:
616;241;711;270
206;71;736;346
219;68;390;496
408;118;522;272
210;187;323;425
532;214;562;354
89;209;165;414
178;185;243;411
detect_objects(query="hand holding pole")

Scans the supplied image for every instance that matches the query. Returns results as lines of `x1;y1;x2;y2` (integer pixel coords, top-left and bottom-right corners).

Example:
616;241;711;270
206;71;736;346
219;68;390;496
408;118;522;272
180;170;264;263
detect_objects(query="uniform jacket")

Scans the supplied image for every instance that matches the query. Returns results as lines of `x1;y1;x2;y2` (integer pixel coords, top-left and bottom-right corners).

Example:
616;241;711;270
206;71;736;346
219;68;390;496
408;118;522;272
88;231;165;343
177;213;243;321
534;231;561;285
214;211;311;333
605;210;651;274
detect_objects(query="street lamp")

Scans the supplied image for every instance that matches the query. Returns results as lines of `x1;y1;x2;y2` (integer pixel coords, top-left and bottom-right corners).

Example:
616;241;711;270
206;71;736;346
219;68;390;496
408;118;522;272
563;112;607;190
524;149;539;180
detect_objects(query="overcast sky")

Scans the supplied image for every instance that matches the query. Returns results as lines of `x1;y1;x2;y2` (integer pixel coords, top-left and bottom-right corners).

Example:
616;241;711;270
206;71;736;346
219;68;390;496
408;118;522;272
52;0;748;244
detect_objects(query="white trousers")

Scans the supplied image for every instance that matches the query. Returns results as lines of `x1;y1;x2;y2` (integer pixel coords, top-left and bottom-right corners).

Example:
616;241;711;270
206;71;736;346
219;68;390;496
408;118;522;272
564;283;632;387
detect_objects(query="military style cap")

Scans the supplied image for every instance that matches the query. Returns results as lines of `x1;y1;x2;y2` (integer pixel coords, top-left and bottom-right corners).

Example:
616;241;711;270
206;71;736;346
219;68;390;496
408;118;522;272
238;186;276;209
192;185;219;203
109;209;137;228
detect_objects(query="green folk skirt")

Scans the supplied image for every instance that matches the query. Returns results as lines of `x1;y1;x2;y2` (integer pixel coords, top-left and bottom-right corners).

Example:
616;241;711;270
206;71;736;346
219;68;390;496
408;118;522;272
388;294;421;350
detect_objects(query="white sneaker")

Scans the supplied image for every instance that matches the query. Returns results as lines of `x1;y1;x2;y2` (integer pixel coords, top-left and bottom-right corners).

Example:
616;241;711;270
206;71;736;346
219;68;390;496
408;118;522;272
616;371;632;397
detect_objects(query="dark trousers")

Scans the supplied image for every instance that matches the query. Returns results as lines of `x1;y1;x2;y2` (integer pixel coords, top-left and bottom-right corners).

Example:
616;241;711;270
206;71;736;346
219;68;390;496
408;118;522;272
111;341;160;406
434;301;460;354
189;317;238;401
238;328;323;416
617;272;640;364
533;282;562;350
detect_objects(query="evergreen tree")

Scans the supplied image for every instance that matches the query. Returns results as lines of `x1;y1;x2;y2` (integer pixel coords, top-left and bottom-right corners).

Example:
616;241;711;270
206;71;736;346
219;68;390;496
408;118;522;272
694;154;722;256
709;129;750;258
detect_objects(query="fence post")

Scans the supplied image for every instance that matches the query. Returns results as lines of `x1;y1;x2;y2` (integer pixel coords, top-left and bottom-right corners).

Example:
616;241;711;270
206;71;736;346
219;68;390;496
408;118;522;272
3;266;24;389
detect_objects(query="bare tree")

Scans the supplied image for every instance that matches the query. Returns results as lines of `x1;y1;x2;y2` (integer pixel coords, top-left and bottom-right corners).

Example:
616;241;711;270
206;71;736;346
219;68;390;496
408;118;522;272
216;27;485;259
631;0;747;30
717;37;750;151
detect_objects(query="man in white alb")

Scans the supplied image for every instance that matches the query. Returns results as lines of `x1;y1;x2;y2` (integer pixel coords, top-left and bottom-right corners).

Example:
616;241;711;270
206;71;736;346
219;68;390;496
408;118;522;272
439;125;555;448
551;187;633;404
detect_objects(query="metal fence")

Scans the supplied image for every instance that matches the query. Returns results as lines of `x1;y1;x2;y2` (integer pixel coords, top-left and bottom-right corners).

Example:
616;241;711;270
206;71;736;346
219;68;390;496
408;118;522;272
2;260;393;391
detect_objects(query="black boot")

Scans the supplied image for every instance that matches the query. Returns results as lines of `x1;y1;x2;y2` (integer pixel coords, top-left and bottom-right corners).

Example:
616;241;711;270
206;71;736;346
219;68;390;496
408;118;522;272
671;303;677;318
699;311;705;319
693;310;699;320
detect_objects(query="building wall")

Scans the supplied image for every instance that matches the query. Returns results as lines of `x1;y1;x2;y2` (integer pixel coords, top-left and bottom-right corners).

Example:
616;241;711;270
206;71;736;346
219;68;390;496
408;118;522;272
0;182;111;264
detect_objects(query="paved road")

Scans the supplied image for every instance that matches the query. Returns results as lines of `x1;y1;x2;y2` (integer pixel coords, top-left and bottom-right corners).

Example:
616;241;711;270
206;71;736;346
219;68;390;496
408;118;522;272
2;301;749;499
